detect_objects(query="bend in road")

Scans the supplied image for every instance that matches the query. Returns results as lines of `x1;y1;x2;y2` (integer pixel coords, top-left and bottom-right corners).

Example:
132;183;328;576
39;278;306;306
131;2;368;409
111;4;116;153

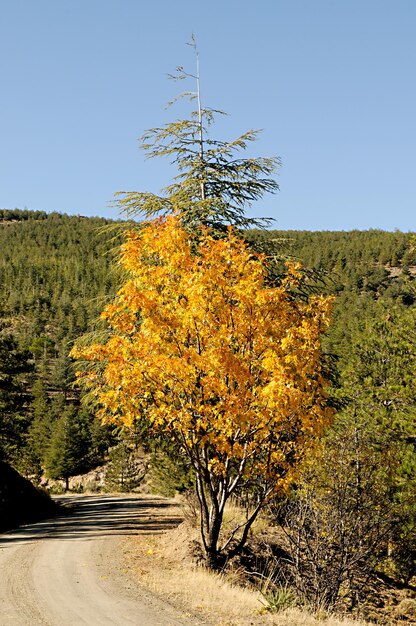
0;494;204;626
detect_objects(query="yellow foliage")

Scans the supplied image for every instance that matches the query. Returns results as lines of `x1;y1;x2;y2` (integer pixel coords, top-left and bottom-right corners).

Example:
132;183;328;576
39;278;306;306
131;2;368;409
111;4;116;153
71;215;333;491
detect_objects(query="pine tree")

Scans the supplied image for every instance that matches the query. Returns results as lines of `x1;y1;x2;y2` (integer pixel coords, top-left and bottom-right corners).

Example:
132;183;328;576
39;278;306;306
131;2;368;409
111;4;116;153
21;378;51;481
50;350;73;397
116;41;279;234
104;438;145;493
45;405;91;490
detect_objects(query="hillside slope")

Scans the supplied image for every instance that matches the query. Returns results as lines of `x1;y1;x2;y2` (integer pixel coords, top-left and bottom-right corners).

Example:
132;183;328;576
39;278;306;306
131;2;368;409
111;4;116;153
0;462;59;532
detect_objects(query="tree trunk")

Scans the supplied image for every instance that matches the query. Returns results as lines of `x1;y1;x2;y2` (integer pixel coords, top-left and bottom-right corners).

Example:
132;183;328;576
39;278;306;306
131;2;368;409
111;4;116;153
205;517;223;569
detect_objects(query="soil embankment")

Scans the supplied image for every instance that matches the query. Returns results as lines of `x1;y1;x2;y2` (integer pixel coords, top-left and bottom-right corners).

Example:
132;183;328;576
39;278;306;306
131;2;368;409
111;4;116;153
0;461;59;532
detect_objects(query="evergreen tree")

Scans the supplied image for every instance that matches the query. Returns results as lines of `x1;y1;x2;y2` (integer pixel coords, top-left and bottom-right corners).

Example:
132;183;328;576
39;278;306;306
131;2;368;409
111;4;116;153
45;405;91;490
88;417;116;466
116;44;279;233
104;438;146;493
50;350;73;396
20;378;51;481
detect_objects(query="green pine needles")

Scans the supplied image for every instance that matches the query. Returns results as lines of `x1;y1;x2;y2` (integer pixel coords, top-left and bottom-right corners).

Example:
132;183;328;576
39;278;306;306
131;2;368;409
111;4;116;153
115;41;280;232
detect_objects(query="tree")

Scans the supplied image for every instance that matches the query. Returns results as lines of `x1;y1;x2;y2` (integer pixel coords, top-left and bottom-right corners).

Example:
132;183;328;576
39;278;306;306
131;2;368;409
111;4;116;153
45;404;92;491
20;378;51;481
50;350;74;397
275;419;403;611
115;42;279;233
105;434;146;493
72;216;332;568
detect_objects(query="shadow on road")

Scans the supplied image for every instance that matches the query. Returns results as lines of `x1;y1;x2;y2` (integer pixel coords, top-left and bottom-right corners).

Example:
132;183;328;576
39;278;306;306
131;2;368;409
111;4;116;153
0;495;183;545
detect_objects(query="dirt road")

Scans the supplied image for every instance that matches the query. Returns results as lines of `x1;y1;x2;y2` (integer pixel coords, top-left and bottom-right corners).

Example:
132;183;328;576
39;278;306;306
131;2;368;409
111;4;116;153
0;494;203;626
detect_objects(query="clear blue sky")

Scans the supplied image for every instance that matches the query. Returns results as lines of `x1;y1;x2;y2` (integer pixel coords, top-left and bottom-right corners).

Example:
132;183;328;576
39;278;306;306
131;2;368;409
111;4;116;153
1;0;415;230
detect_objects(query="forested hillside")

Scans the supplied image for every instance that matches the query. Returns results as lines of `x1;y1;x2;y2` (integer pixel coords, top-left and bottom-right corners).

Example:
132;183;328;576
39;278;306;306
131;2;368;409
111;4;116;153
0;210;120;484
0;209;117;345
1;210;415;481
247;228;416;354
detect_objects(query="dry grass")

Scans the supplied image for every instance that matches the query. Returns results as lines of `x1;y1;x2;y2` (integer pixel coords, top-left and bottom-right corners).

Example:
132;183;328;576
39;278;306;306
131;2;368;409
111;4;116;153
220;503;271;539
121;517;371;626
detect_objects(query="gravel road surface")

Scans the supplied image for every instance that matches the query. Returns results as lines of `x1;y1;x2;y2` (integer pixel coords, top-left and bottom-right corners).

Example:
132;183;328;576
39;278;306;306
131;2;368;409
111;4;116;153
0;495;202;626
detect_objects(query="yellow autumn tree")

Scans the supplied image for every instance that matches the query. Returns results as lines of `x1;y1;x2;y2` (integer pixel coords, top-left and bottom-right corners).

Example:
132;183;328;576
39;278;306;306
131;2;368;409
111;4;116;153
71;215;332;568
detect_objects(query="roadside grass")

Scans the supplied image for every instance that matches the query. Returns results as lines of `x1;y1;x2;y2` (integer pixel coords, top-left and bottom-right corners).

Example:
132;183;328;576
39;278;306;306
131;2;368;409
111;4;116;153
121;513;371;626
